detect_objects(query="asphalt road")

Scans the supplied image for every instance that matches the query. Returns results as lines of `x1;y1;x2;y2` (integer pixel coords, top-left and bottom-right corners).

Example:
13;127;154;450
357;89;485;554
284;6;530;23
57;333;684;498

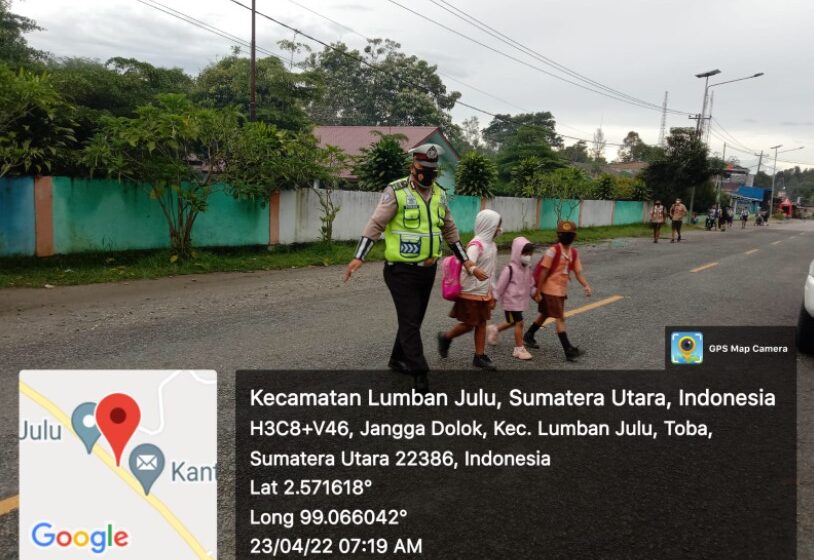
1;219;812;559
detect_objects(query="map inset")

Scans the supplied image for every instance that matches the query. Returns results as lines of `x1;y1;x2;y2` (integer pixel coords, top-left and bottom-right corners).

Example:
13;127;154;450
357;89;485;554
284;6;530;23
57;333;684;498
19;370;217;559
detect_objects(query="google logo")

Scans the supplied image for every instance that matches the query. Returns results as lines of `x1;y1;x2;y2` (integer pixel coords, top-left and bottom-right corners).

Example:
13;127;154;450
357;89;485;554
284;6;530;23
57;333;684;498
31;522;130;554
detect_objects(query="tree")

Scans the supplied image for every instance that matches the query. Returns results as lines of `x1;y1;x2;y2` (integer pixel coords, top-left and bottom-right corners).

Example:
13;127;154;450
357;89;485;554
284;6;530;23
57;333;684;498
642;127;715;206
193;53;314;131
482;112;562;152
496;125;561;184
46;57;193;149
0;0;45;68
456;116;485;154
455;152;496;198
591;174;615;200
537;168;592;222
559;140;590;163
303;39;460;134
0;65;76;177
311;146;347;244
617;131;661;162
590;127;607;163
351;132;411;192
83;94;327;258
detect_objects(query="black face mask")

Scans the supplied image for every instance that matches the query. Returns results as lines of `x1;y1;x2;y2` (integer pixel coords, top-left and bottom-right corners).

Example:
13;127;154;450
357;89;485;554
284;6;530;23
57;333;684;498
415;167;437;187
558;232;576;245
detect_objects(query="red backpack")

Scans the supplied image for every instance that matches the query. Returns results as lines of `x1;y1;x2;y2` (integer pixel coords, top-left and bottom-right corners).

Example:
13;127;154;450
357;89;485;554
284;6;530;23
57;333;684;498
533;244;577;286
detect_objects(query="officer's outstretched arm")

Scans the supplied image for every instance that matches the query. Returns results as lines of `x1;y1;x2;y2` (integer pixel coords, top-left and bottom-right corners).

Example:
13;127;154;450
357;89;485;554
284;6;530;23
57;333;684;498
345;237;374;282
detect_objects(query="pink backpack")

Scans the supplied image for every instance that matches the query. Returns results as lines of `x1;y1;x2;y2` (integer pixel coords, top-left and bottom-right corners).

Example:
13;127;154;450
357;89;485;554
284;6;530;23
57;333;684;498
441;239;483;301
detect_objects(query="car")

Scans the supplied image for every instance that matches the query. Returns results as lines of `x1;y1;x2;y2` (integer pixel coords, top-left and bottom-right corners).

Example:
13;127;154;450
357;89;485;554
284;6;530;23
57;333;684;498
798;258;814;354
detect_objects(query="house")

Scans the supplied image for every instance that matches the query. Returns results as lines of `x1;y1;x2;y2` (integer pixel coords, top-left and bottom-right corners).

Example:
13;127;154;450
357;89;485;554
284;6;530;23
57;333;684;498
605;161;648;177
729;186;769;214
313;126;460;193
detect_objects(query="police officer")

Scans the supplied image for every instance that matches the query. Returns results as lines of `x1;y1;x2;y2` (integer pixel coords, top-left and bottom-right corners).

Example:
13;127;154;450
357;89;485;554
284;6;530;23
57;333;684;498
344;144;485;391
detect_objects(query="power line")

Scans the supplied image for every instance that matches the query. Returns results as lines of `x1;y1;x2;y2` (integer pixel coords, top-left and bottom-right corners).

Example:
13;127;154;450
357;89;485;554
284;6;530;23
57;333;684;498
134;0;284;60
428;0;689;116
383;0;692;116
280;0;530;113
709;117;757;153
227;0;627;147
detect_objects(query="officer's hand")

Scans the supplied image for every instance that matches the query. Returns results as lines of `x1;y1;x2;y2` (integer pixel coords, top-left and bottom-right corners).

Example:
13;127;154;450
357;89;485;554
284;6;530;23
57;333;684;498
533;292;542;303
344;259;363;282
583;284;592;297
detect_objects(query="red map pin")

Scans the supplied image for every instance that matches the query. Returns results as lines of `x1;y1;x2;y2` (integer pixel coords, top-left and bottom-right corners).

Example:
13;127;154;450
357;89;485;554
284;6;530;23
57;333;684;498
95;393;141;466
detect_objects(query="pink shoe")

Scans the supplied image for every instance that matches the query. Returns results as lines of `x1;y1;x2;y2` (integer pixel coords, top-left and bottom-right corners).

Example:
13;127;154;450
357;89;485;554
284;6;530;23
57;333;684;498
513;346;532;360
486;324;499;346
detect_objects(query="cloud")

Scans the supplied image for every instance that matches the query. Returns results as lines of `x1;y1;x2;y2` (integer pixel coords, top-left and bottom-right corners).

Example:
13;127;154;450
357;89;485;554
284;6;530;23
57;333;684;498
780;121;814;127
743;118;758;123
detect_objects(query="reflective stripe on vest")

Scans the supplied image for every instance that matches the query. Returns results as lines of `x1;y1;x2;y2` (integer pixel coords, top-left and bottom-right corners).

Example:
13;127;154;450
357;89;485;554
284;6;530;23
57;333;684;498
384;180;446;262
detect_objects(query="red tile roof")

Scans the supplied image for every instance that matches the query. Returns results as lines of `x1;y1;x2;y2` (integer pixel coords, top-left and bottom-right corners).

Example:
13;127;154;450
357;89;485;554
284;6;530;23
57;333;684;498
314;126;441;157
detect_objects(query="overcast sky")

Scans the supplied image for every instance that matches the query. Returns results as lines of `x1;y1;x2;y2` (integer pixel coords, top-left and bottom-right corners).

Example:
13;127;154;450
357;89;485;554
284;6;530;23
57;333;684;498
13;0;814;169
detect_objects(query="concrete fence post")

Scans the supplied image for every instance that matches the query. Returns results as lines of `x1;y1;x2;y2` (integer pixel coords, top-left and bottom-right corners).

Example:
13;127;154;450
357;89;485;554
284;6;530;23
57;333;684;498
34;176;54;257
269;190;280;246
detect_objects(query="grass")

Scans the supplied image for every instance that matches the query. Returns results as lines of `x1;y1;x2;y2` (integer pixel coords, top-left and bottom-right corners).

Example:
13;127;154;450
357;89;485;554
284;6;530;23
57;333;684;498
0;223;652;289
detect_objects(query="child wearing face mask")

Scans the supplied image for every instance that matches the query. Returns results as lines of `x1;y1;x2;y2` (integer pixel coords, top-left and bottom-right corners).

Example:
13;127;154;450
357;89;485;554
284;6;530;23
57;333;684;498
524;221;592;362
438;209;502;370
486;238;536;360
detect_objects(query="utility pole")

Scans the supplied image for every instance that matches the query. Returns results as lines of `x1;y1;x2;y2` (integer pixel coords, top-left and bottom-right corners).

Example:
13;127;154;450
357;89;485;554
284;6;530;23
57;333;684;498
755;150;764;176
716;142;726;204
249;0;257;122
769;144;782;216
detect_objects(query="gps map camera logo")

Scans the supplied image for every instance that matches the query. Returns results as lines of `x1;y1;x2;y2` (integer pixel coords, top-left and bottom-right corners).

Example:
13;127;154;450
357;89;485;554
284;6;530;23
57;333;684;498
671;332;704;365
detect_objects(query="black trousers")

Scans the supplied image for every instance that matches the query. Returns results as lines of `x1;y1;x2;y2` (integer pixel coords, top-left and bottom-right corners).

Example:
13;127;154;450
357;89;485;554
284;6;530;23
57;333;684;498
383;262;437;374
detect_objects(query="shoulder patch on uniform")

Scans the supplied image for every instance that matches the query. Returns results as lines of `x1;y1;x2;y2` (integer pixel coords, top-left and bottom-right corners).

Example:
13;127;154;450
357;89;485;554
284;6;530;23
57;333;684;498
388;177;409;191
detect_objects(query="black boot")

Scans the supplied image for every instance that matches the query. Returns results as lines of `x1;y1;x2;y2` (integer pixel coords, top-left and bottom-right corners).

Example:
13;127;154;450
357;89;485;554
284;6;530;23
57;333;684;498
437;332;451;358
558;331;583;361
413;372;429;393
473;354;497;371
388;359;410;374
524;323;541;349
565;347;585;362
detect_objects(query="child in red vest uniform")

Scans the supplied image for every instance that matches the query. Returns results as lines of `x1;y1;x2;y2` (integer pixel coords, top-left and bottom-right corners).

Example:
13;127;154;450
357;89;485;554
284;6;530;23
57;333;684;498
524;221;592;361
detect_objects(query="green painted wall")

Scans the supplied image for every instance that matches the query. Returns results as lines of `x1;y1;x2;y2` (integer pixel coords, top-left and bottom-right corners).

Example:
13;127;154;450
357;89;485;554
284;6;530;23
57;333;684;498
0;176;35;256
193;186;269;247
51;177;268;254
52;177;168;253
613;201;644;225
448;195;480;233
540;198;581;230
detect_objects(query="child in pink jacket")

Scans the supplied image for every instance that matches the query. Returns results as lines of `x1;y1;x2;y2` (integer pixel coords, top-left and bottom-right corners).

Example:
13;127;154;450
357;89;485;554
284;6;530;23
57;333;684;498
487;237;536;360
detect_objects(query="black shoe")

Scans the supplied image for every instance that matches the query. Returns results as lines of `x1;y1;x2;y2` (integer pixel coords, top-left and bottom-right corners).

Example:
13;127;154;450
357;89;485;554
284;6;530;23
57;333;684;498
473;354;497;371
388;359;410;374
413;373;429;393
678;236;682;242
565;347;584;362
437;332;451;358
523;334;540;349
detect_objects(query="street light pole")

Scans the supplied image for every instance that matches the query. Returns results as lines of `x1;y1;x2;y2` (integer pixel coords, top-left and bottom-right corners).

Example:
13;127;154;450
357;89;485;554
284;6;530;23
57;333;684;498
769;144;782;216
694;69;720;138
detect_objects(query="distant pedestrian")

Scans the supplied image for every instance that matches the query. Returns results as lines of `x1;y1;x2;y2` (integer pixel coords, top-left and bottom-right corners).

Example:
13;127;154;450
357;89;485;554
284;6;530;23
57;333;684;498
669;198;688;243
650;200;667;243
524;221;592;362
719;206;729;231
486;237;536;360
438;209;502;370
740;208;749;228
